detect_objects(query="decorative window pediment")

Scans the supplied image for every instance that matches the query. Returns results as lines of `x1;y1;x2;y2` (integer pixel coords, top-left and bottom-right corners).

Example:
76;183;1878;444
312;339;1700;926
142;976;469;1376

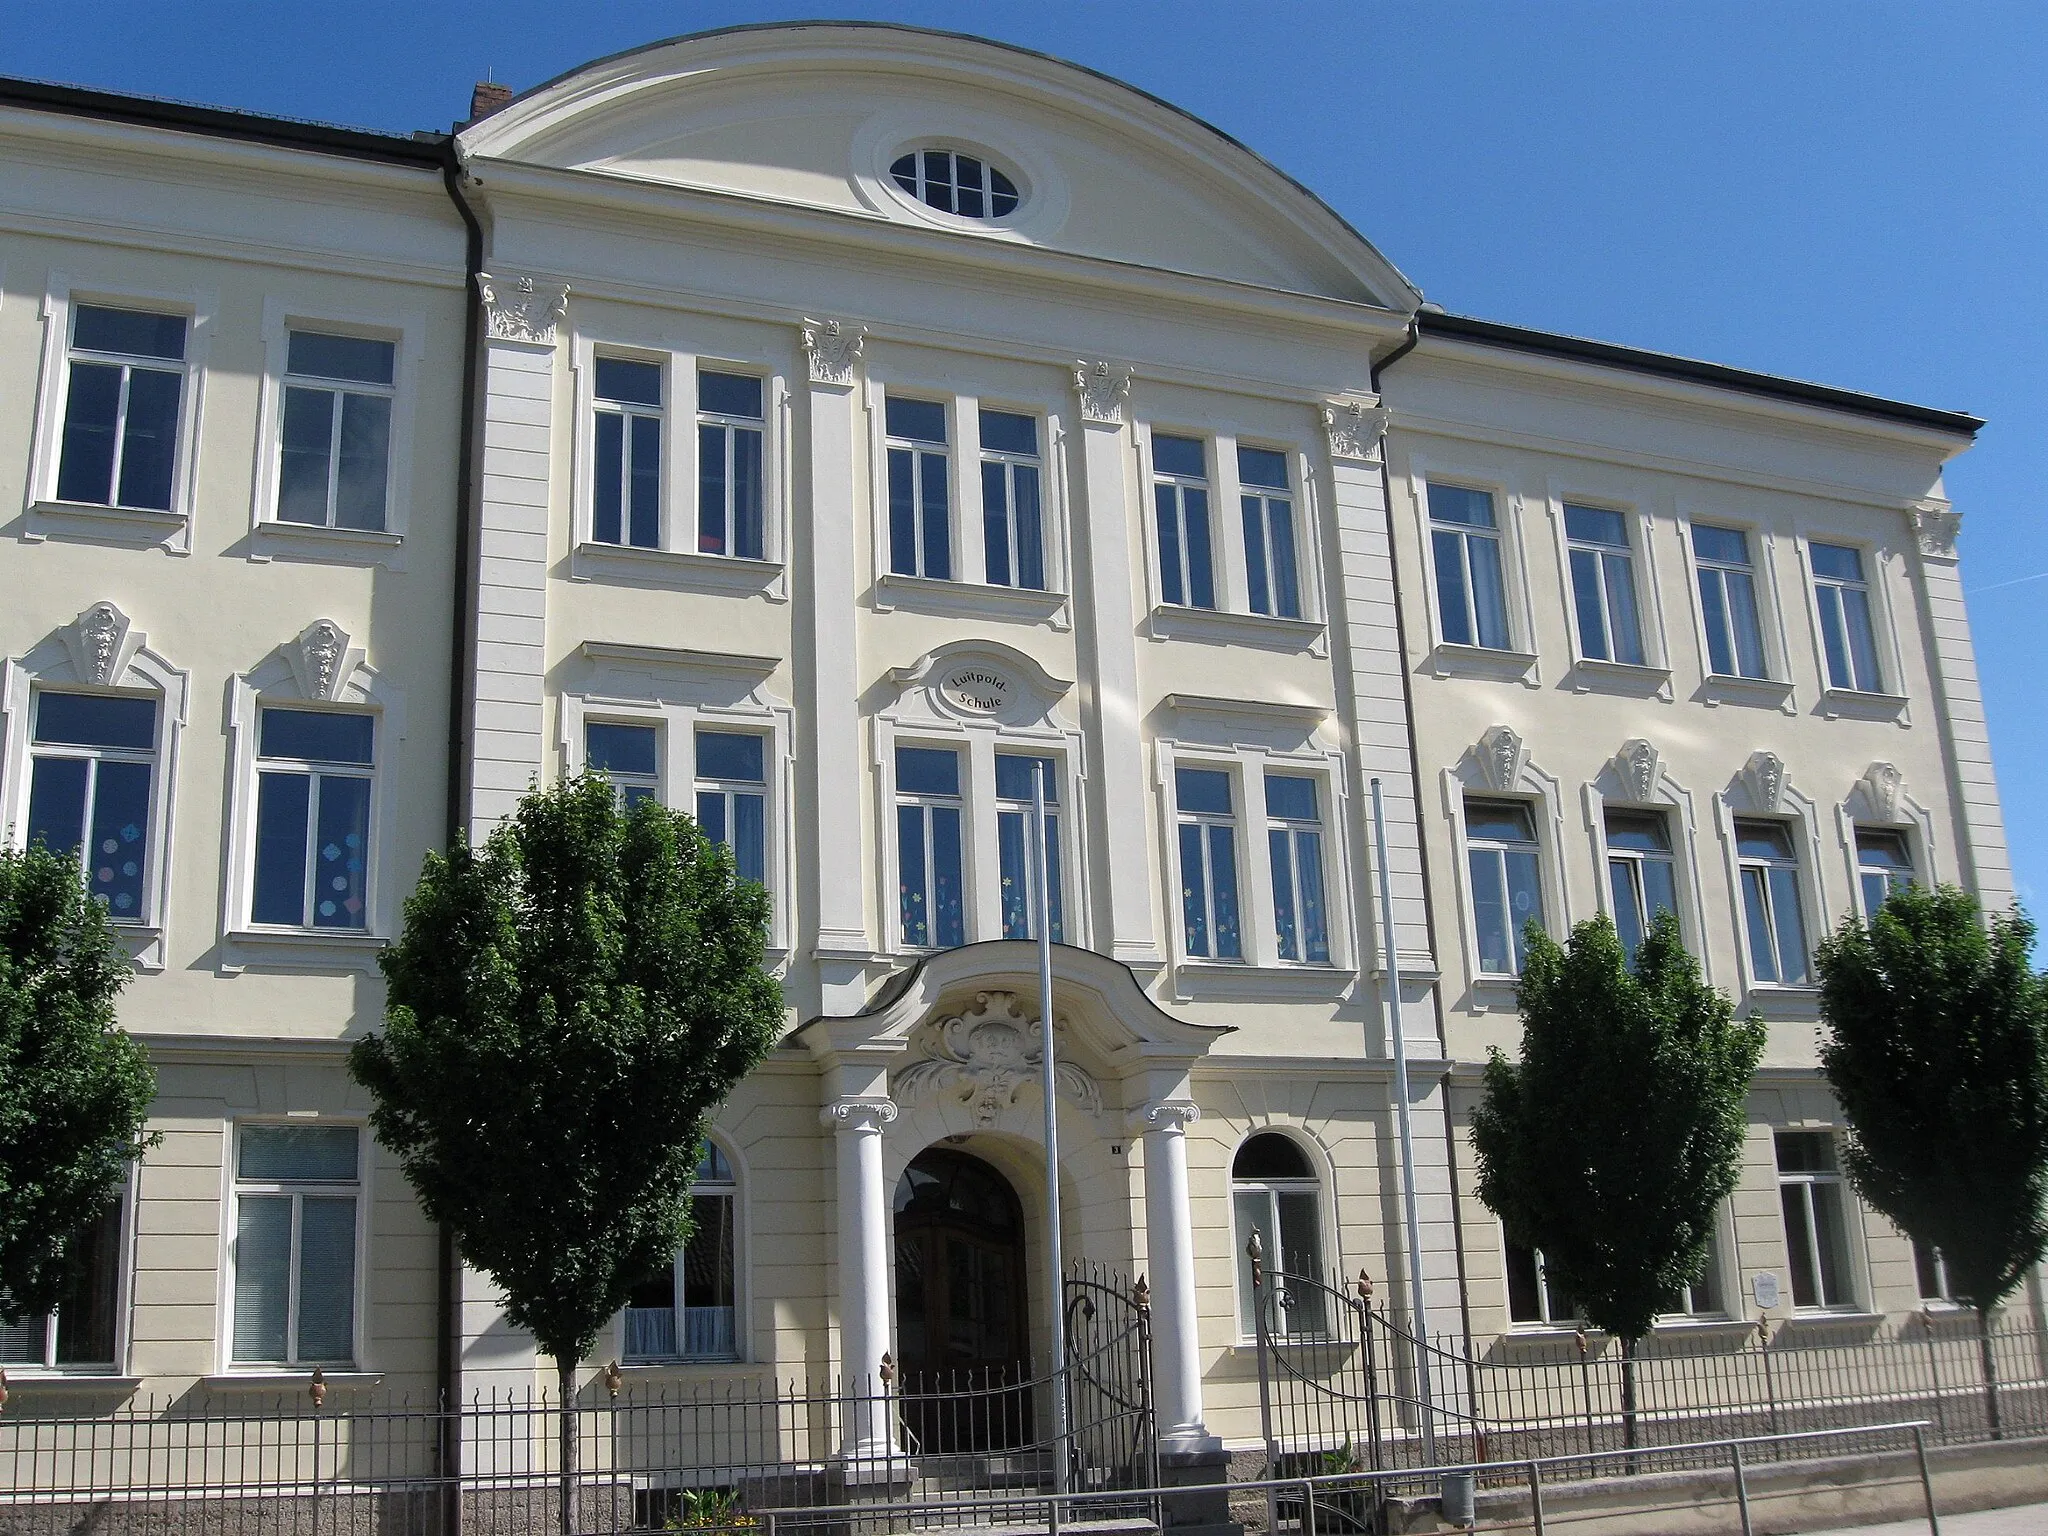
884;642;1073;731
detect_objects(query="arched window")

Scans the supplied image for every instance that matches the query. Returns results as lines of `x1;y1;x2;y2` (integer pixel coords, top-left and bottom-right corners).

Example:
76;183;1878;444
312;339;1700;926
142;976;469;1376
890;149;1020;220
1232;1133;1325;1337
624;1143;739;1362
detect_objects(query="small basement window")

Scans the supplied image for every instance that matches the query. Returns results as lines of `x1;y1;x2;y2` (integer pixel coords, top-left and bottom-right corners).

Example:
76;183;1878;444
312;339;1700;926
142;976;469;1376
891;149;1020;219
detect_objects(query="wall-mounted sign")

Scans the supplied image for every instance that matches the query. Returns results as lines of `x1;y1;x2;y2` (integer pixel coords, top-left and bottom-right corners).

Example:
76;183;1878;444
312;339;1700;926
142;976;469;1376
1751;1272;1781;1311
940;664;1014;716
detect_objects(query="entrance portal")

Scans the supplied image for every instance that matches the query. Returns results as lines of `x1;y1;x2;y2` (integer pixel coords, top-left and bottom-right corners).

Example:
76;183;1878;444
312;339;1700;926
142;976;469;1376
892;1146;1033;1452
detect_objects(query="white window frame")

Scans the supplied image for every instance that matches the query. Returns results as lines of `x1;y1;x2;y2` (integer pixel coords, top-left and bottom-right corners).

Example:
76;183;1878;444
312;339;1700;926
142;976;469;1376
992;748;1070;945
1913;1238;1958;1307
1585;758;1715;987
0;1171;136;1376
1504;1238;1581;1329
2;604;188;972
977;403;1050;593
1442;740;1571;997
583;716;663;808
1834;773;1938;924
1235;440;1304;621
1799;536;1907;703
1659;1215;1735;1323
1263;769;1335;967
1145;427;1220;612
878;389;957;582
567;327;789;598
250;298;422;556
561;644;794;956
1400;460;1540;681
1732;815;1817;990
694;367;773;563
1774;1130;1861;1312
1228;1130;1334;1343
26;276;214;553
617;1135;750;1364
1461;796;1546;980
222;629;400;971
889;734;973;953
219;1117;369;1373
1547;493;1666;676
1674;509;1798;706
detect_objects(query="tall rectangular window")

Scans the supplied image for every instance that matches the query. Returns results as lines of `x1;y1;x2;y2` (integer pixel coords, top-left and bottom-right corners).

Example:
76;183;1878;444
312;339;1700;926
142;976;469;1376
1776;1132;1853;1309
276;330;396;531
26;692;158;923
1266;774;1329;964
1505;1243;1578;1326
1692;525;1769;679
626;1144;739;1361
1664;1230;1727;1317
1152;435;1215;609
1239;446;1300;619
1564;504;1645;665
1857;828;1915;917
995;754;1063;943
1605;808;1679;963
896;745;964;949
1914;1240;1955;1304
232;1124;360;1366
980;410;1045;590
886;397;951;579
1175;765;1242;960
586;721;660;809
56;304;187;511
0;1199;122;1370
696;371;765;559
1736;819;1811;985
1427;484;1510;649
695;729;767;888
1466;798;1542;976
250;708;374;930
1811;542;1883;693
593;357;662;549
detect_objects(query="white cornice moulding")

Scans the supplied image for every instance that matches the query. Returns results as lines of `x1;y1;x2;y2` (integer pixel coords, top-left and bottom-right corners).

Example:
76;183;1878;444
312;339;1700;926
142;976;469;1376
578;641;782;684
1161;693;1333;733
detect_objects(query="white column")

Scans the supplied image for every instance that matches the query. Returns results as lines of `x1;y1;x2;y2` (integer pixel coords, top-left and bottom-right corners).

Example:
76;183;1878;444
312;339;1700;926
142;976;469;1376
1071;362;1159;965
822;1094;898;1460
801;319;872;1012
1132;1098;1219;1453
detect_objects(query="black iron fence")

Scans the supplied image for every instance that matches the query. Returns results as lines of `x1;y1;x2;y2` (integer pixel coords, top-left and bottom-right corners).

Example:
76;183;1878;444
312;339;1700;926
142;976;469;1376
1249;1252;2048;1493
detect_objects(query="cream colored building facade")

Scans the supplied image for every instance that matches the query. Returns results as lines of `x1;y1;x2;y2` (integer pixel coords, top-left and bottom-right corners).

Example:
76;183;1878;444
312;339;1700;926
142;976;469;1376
0;22;2022;1458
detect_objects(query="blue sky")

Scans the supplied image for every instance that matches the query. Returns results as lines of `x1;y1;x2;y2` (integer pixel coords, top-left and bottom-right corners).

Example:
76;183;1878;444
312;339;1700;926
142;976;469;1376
8;1;2043;921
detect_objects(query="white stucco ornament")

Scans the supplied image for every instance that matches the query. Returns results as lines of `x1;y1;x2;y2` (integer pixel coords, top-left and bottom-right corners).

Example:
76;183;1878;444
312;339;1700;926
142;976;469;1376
477;272;570;345
802;318;866;386
1859;762;1906;822
1322;397;1390;463
1614;738;1663;803
1473;724;1526;792
1910;500;1962;559
1073;360;1132;425
60;601;138;686
285;619;364;703
1742;750;1788;813
894;990;1103;1127
938;662;1014;716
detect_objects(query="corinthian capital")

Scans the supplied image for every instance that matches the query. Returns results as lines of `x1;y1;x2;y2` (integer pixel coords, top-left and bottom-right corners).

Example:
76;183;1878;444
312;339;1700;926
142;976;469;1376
1073;360;1133;425
821;1097;898;1134
801;318;866;386
477;272;570;345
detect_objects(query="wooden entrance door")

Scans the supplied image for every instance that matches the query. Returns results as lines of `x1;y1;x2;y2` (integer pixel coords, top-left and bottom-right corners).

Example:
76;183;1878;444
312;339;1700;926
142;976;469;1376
893;1147;1033;1451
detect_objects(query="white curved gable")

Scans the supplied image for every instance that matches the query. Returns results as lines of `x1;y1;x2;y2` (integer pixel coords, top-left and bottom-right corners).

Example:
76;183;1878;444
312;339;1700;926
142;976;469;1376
457;24;1418;309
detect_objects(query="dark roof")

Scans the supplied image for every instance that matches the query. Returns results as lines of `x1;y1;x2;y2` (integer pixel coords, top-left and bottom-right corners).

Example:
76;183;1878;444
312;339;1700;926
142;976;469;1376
1419;311;1981;438
0;74;446;169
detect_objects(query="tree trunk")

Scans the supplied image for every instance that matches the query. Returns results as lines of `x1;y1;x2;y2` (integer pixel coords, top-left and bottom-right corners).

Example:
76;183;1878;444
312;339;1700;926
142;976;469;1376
557;1357;578;1536
1976;1306;2003;1442
1620;1335;1640;1462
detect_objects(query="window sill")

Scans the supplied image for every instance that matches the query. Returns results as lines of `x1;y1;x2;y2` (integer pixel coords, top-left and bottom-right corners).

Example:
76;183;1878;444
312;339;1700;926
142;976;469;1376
616;1358;752;1378
1149;604;1327;657
1818;686;1910;724
570;541;787;601
26;498;191;554
875;572;1070;630
1697;674;1797;713
113;924;168;973
1567;657;1673;699
1428;641;1538;686
252;518;405;565
221;928;387;974
1170;959;1357;1003
1775;1310;1883;1328
0;1372;141;1393
201;1370;382;1392
1652;1316;1752;1334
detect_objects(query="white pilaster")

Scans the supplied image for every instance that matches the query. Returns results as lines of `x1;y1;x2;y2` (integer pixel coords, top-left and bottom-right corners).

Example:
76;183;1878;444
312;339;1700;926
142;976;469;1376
803;319;872;1011
467;272;568;840
1131;1097;1218;1453
1071;361;1159;965
822;1093;899;1459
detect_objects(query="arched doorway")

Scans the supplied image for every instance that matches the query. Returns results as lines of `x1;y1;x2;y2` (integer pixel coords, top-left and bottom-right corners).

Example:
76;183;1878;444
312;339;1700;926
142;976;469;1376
893;1146;1032;1451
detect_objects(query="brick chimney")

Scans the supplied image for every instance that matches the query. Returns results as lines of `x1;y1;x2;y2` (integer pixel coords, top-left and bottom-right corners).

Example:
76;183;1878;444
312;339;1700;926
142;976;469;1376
467;80;514;124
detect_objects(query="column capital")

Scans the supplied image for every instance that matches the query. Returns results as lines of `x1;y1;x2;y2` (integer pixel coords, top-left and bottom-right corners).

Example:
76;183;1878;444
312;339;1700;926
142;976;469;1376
821;1096;898;1134
1128;1098;1200;1135
1911;498;1961;560
1322;396;1390;464
802;317;867;387
1073;360;1133;426
477;272;570;346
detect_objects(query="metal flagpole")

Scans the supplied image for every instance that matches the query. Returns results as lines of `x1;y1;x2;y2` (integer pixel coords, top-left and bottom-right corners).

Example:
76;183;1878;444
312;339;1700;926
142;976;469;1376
1035;761;1070;1506
1370;776;1436;1462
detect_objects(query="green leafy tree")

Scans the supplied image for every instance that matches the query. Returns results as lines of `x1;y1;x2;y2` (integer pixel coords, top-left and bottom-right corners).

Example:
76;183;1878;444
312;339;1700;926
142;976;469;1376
0;842;157;1328
1815;883;2048;1440
350;776;783;1532
1471;911;1765;1447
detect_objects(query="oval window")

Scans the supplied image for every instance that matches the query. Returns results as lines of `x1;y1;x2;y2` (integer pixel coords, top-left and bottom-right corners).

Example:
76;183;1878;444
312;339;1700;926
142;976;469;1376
890;148;1020;220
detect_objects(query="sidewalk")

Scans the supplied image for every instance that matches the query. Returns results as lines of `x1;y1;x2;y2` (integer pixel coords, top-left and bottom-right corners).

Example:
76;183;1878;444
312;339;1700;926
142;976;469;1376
1797;1504;2048;1535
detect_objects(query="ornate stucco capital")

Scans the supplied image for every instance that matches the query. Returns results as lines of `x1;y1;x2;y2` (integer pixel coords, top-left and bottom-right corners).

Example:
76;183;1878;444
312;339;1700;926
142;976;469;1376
820;1097;898;1135
801;317;866;386
1322;397;1390;464
1073;360;1133;425
1127;1098;1200;1136
1910;499;1962;560
477;272;570;345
